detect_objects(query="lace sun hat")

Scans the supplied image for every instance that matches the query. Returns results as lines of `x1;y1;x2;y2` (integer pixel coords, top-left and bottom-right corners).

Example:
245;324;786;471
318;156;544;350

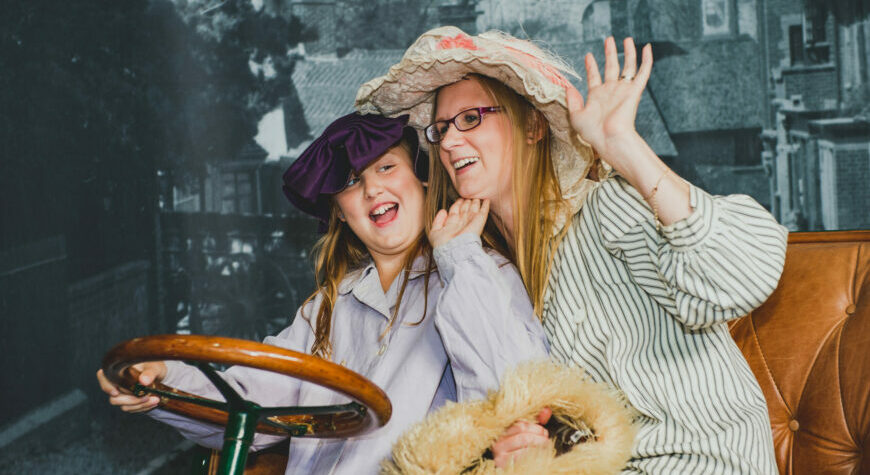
355;26;606;229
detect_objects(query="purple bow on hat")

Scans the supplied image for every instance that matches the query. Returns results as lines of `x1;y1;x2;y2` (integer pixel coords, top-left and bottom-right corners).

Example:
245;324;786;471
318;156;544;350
282;113;425;228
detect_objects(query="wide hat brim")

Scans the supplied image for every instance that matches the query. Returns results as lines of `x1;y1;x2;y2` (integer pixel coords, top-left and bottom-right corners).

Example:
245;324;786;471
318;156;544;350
355;26;606;226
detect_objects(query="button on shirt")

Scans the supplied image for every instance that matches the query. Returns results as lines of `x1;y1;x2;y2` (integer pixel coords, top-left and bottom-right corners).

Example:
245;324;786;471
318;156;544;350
543;176;785;474
150;234;548;474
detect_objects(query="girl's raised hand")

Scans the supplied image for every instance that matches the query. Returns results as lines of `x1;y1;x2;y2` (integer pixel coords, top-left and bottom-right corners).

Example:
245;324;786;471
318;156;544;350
566;37;652;169
427;198;490;249
96;361;167;413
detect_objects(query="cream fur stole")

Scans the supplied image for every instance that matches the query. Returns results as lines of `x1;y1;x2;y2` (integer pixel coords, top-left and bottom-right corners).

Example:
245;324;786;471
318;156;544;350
382;361;638;474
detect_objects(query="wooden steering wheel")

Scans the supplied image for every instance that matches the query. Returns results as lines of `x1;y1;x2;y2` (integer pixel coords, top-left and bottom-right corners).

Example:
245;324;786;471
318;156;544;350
102;335;392;474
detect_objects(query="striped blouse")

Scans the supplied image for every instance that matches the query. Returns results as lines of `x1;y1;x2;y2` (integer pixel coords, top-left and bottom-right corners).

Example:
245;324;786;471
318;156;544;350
543;176;786;474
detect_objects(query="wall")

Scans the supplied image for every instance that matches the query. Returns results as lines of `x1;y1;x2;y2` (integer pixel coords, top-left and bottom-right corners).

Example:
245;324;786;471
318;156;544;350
835;145;870;229
0;237;69;426
67;260;152;402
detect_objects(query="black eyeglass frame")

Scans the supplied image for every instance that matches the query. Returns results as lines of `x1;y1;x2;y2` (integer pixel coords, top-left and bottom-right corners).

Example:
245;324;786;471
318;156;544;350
424;106;502;144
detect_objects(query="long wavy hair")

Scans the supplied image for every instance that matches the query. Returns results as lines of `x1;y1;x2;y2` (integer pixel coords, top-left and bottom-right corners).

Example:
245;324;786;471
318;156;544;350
301;142;434;360
426;75;570;318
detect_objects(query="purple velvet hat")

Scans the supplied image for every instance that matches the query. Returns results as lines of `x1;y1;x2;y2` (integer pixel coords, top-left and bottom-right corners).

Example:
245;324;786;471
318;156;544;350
282;113;426;227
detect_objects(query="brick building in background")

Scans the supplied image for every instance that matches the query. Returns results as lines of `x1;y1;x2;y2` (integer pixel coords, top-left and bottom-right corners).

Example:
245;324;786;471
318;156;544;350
484;0;868;226
762;0;870;230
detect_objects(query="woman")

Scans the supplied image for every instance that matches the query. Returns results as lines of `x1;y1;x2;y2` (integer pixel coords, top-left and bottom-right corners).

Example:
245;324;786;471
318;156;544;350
357;27;785;473
96;112;548;474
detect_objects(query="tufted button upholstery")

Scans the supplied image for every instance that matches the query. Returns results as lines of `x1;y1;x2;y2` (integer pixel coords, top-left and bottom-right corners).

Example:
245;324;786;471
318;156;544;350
730;231;870;474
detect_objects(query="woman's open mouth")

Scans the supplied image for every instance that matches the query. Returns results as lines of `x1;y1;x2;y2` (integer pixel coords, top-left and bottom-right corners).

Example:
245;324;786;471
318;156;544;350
452;156;479;175
369;202;399;227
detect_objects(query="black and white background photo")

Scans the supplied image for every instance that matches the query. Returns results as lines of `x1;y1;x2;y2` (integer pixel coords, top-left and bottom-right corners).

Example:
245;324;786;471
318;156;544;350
1;0;868;472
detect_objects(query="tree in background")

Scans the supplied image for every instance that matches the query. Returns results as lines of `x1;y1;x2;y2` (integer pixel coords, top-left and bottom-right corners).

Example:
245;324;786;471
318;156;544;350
0;0;312;279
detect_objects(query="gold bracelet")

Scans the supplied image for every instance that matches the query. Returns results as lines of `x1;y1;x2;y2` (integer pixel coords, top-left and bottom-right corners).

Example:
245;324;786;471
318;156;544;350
644;167;669;233
643;167;669;200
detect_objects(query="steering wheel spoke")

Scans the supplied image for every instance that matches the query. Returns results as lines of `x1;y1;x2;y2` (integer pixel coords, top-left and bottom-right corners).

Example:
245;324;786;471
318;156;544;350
190;361;248;408
258;401;365;418
131;382;231;412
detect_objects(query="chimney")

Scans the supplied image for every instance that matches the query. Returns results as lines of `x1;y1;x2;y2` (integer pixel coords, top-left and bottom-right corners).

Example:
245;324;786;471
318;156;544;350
288;1;338;57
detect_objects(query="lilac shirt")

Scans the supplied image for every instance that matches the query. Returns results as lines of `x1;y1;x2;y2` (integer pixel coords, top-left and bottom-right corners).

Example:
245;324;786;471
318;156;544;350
150;233;548;474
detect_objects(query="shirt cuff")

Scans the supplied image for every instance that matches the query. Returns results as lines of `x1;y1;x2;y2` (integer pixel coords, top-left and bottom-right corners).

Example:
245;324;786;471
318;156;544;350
660;182;716;249
432;232;484;284
161;360;193;389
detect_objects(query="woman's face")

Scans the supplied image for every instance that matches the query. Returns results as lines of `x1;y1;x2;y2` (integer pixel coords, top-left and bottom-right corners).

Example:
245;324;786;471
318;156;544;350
334;145;425;261
435;78;514;205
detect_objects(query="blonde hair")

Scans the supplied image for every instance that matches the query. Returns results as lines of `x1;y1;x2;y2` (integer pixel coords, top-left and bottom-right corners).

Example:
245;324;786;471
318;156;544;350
426;75;570;318
302;141;434;360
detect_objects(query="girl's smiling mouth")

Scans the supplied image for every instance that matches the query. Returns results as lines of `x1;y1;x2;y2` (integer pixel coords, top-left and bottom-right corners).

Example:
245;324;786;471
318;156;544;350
369;202;399;227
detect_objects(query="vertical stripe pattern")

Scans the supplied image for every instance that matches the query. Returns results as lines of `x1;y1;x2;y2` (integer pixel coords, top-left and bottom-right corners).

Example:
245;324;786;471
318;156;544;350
543;176;786;474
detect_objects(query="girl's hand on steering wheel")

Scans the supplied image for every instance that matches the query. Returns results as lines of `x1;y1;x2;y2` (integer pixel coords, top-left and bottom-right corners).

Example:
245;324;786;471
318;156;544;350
428;198;490;249
566;37;652;172
96;362;167;413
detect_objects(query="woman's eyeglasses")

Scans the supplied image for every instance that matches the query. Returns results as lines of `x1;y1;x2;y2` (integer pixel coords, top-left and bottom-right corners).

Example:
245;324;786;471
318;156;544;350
424;106;501;144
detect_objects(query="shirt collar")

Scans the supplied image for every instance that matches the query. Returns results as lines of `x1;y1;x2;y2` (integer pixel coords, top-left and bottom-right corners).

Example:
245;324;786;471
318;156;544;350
337;253;432;296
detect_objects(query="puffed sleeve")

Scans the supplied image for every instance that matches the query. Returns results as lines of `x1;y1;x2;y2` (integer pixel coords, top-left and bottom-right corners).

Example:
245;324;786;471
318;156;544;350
432;233;549;401
593;175;787;330
147;301;318;450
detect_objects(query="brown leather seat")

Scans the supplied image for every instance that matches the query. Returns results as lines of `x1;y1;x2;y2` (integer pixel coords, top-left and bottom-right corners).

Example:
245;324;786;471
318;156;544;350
730;231;870;474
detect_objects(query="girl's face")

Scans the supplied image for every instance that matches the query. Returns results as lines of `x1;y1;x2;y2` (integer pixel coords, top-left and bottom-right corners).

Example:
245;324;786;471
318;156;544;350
334;145;425;261
435;78;514;205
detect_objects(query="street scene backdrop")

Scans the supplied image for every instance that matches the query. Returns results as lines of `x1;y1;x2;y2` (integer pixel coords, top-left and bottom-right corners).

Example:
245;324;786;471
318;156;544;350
1;0;868;472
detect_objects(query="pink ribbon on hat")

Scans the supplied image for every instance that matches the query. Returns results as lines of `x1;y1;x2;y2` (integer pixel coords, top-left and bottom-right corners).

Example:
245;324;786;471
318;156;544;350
504;45;570;88
437;33;478;51
435;32;568;89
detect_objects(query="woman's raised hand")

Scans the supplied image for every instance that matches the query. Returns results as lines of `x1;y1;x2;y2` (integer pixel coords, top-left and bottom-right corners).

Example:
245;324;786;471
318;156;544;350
566;37;652;170
96;362;167;413
427;198;490;249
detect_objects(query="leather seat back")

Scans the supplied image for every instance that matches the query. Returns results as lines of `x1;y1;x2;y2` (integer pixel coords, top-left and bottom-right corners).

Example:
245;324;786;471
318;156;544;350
730;231;870;474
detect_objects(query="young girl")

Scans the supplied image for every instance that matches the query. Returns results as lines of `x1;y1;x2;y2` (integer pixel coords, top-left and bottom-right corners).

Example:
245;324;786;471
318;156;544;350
357;28;786;473
96;112;548;474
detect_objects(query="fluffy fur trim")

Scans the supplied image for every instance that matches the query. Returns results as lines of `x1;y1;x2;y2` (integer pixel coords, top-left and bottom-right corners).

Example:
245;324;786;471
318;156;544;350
382;361;637;474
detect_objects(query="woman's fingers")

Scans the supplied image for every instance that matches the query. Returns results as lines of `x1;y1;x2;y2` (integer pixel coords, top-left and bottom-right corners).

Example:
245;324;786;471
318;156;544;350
584;53;602;88
502;420;548;437
537;407;553;425
494;432;549;453
603;36;620;83
635;43;654;89
492;422;551;468
621;37;637;80
566;85;585;120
